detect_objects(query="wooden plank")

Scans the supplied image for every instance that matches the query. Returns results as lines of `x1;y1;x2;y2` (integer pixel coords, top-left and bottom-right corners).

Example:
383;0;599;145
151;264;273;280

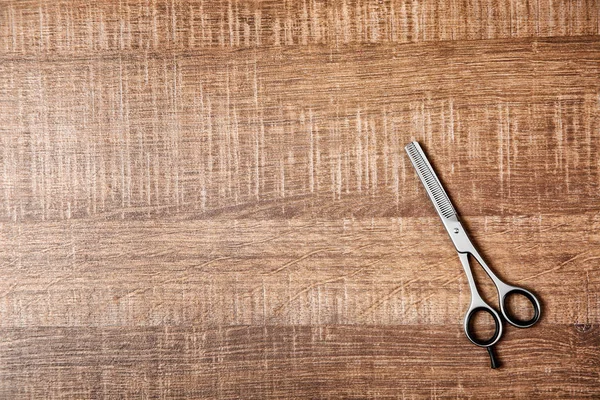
0;325;598;398
1;0;598;52
1;38;600;221
0;216;598;327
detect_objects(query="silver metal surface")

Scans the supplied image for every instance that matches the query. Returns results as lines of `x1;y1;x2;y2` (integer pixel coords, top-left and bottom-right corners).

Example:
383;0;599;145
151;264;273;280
405;141;541;354
404;142;456;219
404;142;475;254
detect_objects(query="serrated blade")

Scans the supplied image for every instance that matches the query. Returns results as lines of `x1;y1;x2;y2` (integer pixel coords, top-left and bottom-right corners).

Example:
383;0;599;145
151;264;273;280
405;141;457;220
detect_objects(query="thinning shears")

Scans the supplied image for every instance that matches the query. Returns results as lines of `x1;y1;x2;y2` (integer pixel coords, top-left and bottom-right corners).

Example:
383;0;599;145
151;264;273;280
405;141;541;368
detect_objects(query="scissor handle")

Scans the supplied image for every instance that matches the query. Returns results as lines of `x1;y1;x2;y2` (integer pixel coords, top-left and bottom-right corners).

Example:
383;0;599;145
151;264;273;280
463;302;503;348
467;250;542;329
498;285;541;328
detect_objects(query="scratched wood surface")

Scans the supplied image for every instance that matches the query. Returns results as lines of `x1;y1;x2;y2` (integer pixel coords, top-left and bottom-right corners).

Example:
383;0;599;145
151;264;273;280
1;0;599;398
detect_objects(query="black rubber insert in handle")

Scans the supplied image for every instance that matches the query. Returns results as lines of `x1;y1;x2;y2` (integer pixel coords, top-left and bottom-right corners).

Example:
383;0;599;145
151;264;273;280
501;288;541;328
465;306;502;347
487;346;500;369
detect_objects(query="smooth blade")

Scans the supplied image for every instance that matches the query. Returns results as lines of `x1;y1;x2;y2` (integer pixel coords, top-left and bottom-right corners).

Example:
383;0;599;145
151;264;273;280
404;141;457;220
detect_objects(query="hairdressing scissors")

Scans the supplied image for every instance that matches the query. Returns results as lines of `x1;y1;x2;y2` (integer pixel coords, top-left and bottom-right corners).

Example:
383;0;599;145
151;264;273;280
405;141;541;368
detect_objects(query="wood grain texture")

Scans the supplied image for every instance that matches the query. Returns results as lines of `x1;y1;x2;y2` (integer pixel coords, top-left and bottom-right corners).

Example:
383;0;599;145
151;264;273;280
0;216;599;327
0;325;598;398
0;0;599;398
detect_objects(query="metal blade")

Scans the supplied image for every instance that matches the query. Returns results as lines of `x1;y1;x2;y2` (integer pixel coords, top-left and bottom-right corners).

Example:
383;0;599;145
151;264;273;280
404;141;457;220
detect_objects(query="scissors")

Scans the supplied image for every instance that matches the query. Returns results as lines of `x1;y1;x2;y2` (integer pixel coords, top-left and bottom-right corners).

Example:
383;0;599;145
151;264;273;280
405;141;541;368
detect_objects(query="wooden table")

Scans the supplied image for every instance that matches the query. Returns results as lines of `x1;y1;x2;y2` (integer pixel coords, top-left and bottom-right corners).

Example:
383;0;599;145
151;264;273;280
1;1;599;398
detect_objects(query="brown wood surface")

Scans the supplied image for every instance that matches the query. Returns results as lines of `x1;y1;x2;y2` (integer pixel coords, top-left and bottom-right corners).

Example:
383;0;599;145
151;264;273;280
1;0;599;398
